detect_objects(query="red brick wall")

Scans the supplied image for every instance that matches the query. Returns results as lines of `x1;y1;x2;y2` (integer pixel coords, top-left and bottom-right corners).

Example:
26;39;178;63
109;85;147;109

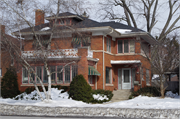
35;9;44;26
77;47;88;82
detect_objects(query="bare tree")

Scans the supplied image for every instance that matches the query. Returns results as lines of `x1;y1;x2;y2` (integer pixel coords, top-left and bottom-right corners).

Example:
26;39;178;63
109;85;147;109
141;36;179;97
1;0;90;101
99;0;180;97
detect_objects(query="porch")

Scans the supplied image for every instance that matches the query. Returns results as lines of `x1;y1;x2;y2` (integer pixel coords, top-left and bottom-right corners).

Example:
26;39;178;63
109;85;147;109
111;60;141;91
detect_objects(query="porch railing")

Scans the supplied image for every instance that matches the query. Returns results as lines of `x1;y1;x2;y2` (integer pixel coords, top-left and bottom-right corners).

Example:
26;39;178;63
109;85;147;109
22;48;93;58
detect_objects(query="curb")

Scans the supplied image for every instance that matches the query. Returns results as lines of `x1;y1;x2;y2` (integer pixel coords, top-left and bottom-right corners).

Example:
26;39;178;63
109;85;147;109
0;104;180;119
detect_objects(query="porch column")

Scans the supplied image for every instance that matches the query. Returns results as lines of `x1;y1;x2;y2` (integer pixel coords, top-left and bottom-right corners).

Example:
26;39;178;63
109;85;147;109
77;47;88;82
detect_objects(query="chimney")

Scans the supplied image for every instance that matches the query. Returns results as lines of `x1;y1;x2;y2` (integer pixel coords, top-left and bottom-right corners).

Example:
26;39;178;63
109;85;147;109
0;25;5;34
35;9;44;26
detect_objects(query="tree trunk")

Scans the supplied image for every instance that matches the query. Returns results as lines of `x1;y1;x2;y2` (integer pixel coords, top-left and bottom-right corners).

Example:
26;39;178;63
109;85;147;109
47;70;51;100
160;81;165;98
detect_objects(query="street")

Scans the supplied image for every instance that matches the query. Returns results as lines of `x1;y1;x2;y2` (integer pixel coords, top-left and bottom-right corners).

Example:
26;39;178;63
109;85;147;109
0;116;138;119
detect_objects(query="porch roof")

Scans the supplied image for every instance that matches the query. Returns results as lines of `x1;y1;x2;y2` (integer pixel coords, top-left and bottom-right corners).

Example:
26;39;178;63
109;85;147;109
110;60;141;64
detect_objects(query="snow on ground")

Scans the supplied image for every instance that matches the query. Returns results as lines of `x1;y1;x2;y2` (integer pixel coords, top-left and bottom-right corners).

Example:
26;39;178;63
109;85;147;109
93;94;109;101
0;88;179;109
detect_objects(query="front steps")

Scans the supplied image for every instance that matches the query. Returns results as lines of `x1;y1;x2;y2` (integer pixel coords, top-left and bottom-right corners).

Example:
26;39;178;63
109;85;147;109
111;89;131;102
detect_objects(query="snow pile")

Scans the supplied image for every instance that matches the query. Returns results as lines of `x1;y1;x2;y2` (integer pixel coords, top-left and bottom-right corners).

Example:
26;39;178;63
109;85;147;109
115;29;132;34
14;88;69;101
0;88;180;109
104;95;180;109
165;91;179;98
93;94;109;101
40;27;50;31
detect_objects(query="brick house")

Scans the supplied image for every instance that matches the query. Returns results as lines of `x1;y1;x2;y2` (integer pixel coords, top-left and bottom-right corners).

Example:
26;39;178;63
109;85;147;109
12;10;158;92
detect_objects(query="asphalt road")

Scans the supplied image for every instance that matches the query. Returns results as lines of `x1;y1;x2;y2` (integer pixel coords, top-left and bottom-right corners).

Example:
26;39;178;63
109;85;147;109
0;116;139;119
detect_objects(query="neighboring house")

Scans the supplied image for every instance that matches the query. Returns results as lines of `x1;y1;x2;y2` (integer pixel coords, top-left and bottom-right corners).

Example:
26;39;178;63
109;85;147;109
0;25;15;78
12;10;158;92
0;25;18;96
152;67;179;92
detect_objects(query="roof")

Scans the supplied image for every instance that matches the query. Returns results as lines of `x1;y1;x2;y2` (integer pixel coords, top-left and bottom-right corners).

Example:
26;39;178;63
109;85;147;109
12;12;158;44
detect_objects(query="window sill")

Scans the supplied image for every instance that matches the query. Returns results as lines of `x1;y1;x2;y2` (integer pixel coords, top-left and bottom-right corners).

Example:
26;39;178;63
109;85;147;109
90;84;94;86
146;84;151;86
106;84;114;86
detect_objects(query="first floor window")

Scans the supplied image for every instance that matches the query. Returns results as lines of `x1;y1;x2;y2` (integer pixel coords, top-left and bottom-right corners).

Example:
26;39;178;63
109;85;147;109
43;66;48;83
146;69;150;85
72;65;78;80
22;65;78;84
29;67;35;83
57;66;63;83
50;66;56;83
65;66;70;83
106;67;111;84
36;66;42;83
22;68;28;83
88;75;93;84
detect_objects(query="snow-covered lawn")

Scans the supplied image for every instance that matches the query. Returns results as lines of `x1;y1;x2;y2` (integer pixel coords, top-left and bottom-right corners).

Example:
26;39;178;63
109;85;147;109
0;88;179;109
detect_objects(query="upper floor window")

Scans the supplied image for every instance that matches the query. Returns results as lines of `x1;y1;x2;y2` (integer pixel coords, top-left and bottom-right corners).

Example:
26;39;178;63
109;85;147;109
106;37;111;52
141;42;150;57
118;40;135;53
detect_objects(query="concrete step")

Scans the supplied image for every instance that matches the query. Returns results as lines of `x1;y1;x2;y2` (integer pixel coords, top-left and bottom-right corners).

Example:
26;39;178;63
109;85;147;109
111;89;131;101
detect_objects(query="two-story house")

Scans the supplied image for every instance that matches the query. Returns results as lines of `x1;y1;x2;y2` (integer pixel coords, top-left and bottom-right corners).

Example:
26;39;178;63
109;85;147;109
12;10;158;92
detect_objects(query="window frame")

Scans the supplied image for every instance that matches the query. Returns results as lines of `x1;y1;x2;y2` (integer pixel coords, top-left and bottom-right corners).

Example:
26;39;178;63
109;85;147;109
117;39;135;54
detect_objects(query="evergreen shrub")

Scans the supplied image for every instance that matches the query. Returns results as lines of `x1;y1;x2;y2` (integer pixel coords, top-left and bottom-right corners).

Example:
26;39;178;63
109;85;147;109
68;75;93;103
129;86;161;99
1;67;20;98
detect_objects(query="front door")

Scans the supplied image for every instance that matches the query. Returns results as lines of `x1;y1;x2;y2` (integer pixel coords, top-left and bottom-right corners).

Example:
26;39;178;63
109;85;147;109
122;68;131;89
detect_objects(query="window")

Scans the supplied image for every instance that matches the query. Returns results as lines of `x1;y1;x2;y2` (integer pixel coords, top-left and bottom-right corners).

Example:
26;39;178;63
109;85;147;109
36;66;42;83
72;65;78;80
22;65;78;84
106;37;111;52
29;67;35;83
118;40;135;53
146;69;150;85
65;66;70;83
124;40;129;53
106;67;111;84
43;66;48;83
57;66;63;83
50;66;56;83
130;40;135;53
88;75;93;84
141;42;150;57
118;40;123;53
22;68;28;83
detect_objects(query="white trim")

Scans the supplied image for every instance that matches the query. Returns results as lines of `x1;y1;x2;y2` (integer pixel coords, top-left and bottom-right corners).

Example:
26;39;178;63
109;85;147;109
111;60;141;64
105;84;114;86
122;68;131;89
